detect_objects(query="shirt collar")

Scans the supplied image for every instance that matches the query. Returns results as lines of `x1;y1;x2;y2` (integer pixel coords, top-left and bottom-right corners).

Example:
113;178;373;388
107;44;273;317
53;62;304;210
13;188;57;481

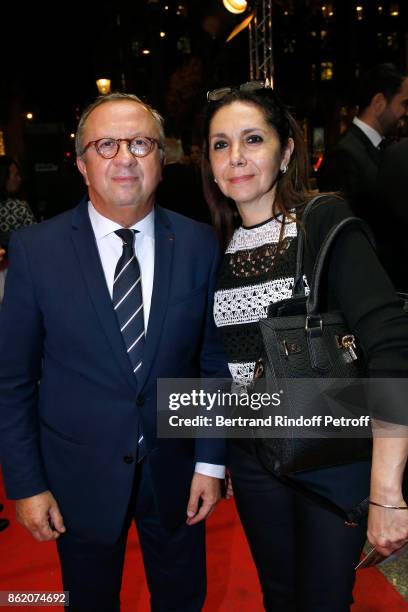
352;117;383;148
88;201;155;240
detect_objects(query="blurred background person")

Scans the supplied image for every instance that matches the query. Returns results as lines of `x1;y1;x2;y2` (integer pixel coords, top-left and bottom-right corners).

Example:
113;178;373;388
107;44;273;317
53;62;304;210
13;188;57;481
375;137;408;292
317;64;408;288
0;156;37;304
157;136;211;223
0;155;37;257
317;64;408;207
190;142;203;167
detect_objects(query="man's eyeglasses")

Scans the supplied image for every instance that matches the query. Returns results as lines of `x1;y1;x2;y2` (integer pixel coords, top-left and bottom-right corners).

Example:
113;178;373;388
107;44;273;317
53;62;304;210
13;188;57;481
81;136;162;159
207;80;271;102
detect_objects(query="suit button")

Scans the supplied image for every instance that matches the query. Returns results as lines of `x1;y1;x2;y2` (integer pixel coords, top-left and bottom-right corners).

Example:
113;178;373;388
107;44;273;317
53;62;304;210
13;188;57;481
136;395;145;406
123;455;134;464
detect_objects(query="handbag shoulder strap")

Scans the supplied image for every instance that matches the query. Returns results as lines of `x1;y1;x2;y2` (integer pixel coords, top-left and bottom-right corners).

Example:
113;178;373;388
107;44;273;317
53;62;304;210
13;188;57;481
293;194;338;296
306;216;376;317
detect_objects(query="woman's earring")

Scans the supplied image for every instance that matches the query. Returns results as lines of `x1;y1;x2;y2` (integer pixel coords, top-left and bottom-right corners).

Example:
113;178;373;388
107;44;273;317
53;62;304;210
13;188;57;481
214;177;218;183
280;164;288;174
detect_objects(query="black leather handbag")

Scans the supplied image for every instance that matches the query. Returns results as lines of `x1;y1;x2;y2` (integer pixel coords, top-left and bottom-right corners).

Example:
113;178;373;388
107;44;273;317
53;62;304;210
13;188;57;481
253;199;375;480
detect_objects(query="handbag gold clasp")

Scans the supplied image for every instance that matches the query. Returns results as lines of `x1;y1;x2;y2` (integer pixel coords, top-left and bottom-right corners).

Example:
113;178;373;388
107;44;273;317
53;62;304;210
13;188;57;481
336;334;358;361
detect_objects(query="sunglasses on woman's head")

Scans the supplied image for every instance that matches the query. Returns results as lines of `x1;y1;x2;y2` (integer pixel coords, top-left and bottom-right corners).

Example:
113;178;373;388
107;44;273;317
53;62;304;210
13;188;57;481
207;80;272;102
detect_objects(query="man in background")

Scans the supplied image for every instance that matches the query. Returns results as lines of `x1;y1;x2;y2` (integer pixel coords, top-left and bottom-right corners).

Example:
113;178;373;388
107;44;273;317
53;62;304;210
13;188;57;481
318;63;408;207
375;137;408;291
317;63;408;284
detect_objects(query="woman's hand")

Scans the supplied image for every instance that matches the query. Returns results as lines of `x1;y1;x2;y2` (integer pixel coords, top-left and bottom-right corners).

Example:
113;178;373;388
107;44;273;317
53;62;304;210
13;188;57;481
369;424;408;556
367;500;408;557
0;247;5;263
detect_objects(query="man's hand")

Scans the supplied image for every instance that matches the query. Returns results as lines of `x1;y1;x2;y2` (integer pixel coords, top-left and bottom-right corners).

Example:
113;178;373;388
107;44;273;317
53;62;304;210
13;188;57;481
186;473;221;526
16;491;66;541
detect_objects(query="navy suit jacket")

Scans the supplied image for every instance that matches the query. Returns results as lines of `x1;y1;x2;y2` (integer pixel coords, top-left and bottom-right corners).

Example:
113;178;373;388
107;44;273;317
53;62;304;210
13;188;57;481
0;199;229;543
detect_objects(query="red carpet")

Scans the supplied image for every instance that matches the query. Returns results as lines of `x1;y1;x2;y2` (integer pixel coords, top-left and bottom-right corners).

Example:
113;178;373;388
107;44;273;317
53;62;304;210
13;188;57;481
0;478;407;611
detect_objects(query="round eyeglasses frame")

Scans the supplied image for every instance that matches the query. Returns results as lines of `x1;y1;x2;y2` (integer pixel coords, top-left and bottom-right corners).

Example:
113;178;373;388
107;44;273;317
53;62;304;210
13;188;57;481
81;136;163;159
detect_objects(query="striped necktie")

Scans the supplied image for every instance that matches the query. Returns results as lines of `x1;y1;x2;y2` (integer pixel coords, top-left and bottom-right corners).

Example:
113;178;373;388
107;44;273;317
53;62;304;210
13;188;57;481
113;228;145;375
113;228;146;461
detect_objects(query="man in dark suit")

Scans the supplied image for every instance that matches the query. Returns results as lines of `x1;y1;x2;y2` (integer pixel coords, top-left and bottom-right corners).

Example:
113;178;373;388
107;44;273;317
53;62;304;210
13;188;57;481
0;93;229;611
375;137;408;291
317;63;408;221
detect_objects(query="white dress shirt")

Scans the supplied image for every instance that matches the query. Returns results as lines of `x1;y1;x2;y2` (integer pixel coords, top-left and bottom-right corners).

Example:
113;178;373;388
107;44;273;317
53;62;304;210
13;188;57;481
352;117;384;149
88;202;155;329
88;202;225;480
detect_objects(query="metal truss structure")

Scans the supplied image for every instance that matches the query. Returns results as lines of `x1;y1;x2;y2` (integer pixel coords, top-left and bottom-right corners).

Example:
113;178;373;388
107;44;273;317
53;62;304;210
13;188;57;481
249;0;274;86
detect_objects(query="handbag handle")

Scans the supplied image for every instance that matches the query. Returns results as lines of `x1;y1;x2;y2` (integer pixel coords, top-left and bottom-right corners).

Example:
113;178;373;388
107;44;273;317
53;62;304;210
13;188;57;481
306;216;376;318
293;195;336;296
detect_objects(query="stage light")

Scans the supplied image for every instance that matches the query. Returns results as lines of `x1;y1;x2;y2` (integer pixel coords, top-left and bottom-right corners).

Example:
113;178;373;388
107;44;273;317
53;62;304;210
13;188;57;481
226;11;254;42
222;0;248;15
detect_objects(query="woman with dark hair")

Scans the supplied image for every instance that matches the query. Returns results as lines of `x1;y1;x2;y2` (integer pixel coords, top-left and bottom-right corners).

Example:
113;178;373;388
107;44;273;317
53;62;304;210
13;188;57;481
0;155;36;248
202;82;408;611
0;156;36;302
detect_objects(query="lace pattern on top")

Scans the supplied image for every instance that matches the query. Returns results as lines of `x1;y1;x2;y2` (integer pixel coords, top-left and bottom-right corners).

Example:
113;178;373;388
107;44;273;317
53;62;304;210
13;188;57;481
226;217;297;253
228;361;257;385
227;237;293;279
214;277;297;328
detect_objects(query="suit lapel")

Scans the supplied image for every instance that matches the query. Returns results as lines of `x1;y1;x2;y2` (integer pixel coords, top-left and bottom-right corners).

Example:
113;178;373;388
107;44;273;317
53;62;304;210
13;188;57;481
136;206;174;391
70;200;138;393
350;123;381;166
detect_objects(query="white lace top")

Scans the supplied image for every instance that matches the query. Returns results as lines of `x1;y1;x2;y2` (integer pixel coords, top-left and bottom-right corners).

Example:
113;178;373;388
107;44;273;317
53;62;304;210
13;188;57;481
214;215;306;384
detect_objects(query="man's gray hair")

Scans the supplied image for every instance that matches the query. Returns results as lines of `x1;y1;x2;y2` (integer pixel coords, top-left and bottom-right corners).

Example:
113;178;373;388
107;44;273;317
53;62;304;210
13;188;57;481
75;92;165;157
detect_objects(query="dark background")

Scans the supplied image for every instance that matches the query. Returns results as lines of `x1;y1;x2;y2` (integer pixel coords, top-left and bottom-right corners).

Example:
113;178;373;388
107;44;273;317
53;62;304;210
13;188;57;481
0;0;407;218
